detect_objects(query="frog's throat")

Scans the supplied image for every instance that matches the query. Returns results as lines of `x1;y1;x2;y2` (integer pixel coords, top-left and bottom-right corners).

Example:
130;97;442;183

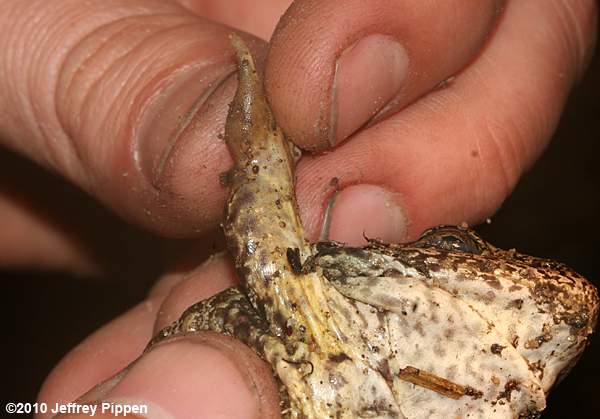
223;34;342;352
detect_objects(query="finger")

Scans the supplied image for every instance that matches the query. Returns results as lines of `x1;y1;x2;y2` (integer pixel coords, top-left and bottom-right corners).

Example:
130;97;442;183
48;334;278;419
70;334;279;419
282;0;597;244
37;257;280;419
36;257;226;415
177;0;292;40
266;0;504;150
0;0;265;238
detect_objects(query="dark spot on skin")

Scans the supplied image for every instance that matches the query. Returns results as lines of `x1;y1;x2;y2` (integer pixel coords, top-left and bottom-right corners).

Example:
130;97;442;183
391;252;432;278
559;311;590;329
428;263;442;272
506;299;524;310
300;255;317;274
378;359;393;382
482;274;502;290
497;380;520;402
491;343;505;355
329;352;351;363
471;150;479;157
272;310;287;336
527;360;545;380
511;335;519;348
525;324;553;349
465;386;483;399
479;260;496;273
518;406;543;419
252;165;259;174
285;343;297;356
219;170;234;186
286;247;302;274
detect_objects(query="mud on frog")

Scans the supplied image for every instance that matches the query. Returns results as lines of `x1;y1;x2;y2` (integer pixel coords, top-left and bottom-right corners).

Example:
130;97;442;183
148;35;598;418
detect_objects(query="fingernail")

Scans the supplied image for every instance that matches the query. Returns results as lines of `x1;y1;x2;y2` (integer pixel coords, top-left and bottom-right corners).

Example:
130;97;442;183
327;184;407;245
135;67;235;188
330;35;409;146
78;334;277;419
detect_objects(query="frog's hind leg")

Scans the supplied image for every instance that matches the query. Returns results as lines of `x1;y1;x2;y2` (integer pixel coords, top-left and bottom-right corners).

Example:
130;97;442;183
146;286;270;356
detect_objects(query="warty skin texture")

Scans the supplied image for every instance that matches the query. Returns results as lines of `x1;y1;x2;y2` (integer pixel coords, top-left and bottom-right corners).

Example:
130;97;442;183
149;35;598;418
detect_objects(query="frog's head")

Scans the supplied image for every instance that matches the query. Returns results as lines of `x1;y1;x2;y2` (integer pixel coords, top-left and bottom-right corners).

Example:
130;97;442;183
407;225;599;391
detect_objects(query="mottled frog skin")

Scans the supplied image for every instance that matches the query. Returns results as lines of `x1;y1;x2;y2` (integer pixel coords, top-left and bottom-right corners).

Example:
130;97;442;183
148;35;599;418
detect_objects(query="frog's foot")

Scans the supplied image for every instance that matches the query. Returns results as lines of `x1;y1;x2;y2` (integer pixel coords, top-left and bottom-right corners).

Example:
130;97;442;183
147;286;270;353
145;287;313;416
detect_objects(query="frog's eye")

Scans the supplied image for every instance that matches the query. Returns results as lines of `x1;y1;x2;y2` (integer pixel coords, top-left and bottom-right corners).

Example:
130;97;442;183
416;226;484;254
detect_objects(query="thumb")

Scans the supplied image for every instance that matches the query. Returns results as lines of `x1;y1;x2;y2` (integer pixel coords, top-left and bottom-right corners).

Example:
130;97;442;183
36;255;281;419
0;0;265;237
60;333;280;419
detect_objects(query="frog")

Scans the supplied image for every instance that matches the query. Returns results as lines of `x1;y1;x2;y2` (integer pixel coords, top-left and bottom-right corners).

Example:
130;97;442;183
147;35;599;418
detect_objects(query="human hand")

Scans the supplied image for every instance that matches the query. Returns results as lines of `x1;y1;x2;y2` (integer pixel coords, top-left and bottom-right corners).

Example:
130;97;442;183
1;0;591;418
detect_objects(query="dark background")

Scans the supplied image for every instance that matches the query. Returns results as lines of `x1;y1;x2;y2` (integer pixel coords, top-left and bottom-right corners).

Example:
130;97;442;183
2;48;599;418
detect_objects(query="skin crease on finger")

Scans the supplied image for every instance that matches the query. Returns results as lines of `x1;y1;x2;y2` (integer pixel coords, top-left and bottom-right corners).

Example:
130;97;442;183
0;0;259;237
0;0;593;269
0;0;492;274
0;0;506;243
0;0;288;274
4;1;595;270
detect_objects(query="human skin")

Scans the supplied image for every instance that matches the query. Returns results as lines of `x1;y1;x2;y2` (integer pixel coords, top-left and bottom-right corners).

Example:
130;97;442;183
0;0;595;418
